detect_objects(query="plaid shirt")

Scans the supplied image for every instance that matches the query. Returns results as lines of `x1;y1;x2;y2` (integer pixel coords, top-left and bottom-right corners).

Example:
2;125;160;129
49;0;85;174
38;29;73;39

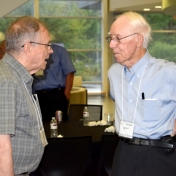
0;53;44;174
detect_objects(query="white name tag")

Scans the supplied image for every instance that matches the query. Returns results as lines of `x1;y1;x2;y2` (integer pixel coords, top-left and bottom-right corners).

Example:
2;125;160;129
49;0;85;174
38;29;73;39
119;120;134;139
40;127;48;147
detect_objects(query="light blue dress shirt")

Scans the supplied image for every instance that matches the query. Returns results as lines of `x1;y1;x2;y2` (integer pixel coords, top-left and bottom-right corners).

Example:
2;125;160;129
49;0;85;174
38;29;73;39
108;51;176;139
33;44;76;90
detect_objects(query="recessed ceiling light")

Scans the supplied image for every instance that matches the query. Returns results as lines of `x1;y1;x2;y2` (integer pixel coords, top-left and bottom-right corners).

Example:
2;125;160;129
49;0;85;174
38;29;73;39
143;8;150;11
155;6;162;8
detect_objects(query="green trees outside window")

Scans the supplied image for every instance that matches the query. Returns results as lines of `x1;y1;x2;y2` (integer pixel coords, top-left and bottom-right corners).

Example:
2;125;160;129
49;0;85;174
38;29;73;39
145;13;176;62
39;0;102;83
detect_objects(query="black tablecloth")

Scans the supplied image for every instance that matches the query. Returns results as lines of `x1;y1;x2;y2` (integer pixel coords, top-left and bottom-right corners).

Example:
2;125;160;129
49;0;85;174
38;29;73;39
42;120;116;176
43;120;114;142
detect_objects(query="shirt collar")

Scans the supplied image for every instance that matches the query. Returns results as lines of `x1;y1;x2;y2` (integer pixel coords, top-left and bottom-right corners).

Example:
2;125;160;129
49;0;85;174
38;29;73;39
125;50;150;79
3;53;33;84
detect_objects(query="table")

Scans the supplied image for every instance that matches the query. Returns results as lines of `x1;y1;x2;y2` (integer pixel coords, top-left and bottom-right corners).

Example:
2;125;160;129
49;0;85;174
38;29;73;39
43;120;113;142
42;120;117;176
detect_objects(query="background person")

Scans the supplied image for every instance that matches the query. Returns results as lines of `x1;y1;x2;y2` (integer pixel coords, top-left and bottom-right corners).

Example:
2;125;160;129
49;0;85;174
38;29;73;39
0;16;53;176
33;44;76;121
107;11;176;176
0;40;5;59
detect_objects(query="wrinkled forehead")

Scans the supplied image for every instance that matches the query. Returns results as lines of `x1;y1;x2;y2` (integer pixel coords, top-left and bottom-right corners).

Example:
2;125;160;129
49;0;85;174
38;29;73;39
109;16;133;36
39;24;50;42
39;24;47;35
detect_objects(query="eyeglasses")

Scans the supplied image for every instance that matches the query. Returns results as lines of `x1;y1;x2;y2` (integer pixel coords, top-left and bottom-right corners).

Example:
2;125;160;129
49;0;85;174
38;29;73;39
106;33;138;45
22;41;52;49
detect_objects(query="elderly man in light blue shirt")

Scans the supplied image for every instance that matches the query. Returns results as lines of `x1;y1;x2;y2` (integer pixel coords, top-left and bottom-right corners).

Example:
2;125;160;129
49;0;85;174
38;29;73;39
107;11;176;176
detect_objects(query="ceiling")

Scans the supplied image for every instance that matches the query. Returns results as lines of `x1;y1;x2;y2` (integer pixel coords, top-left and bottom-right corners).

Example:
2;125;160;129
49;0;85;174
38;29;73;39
0;0;29;18
109;0;165;14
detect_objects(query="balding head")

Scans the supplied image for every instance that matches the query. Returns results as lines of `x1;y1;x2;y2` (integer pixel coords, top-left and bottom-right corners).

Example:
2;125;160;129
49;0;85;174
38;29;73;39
111;11;152;48
5;16;48;55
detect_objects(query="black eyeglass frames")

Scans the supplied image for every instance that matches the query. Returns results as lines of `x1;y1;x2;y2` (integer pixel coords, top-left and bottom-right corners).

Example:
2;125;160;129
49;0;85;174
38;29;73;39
22;41;52;49
106;33;138;44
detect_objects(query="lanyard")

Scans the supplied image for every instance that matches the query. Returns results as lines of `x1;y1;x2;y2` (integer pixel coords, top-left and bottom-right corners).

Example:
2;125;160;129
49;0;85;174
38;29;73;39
22;79;43;130
22;79;48;147
121;64;148;123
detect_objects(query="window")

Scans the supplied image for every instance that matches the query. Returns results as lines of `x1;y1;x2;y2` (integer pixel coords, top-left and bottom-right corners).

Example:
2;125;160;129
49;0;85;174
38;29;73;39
144;13;176;62
0;0;102;93
39;0;102;92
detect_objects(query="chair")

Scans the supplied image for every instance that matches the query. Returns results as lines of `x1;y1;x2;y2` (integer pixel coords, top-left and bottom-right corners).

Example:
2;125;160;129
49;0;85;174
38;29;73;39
98;134;119;176
68;104;102;121
34;136;92;176
69;76;87;106
69;87;87;106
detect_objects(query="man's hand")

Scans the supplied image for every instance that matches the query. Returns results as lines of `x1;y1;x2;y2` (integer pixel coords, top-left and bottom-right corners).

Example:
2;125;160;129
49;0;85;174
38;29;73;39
171;120;176;136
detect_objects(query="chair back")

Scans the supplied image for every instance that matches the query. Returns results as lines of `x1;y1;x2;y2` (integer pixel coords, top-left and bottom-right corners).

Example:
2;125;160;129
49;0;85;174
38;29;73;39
69;104;102;121
72;76;82;87
98;134;119;176
36;136;92;176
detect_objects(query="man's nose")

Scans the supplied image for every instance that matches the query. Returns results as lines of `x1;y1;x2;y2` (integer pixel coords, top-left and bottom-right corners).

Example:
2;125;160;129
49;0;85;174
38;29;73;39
49;48;53;53
109;40;117;49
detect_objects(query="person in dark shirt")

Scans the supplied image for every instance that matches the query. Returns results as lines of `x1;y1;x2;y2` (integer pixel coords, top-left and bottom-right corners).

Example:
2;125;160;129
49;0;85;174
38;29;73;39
33;44;76;121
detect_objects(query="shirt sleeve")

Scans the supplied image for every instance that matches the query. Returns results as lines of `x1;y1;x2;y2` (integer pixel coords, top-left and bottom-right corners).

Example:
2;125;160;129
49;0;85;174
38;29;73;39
58;46;76;75
0;81;16;135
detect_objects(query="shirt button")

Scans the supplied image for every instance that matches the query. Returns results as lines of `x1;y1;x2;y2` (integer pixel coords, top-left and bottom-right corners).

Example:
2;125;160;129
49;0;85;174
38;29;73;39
130;82;132;85
130;99;132;102
137;75;139;78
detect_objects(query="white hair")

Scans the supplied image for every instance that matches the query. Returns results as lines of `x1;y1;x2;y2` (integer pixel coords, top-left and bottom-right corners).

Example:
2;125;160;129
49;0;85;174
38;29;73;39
116;11;152;48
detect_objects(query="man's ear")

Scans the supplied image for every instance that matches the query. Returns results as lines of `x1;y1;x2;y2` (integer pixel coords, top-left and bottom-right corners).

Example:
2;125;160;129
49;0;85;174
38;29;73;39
23;42;32;57
136;33;144;48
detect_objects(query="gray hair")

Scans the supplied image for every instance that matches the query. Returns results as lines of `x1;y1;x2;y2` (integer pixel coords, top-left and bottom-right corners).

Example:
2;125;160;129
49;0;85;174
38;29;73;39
5;16;48;54
116;11;152;48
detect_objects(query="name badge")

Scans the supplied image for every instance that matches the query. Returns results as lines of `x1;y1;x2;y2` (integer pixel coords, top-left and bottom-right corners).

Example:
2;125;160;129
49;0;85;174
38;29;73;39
119;120;134;139
40;127;48;147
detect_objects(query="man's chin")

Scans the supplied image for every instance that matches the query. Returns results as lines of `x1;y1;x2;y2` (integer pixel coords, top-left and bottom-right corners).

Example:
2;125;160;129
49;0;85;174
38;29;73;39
115;57;122;63
41;62;47;70
41;66;46;70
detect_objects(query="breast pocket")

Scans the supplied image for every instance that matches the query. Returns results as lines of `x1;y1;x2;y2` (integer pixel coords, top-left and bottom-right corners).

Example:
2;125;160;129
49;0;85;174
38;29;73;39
142;99;162;121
